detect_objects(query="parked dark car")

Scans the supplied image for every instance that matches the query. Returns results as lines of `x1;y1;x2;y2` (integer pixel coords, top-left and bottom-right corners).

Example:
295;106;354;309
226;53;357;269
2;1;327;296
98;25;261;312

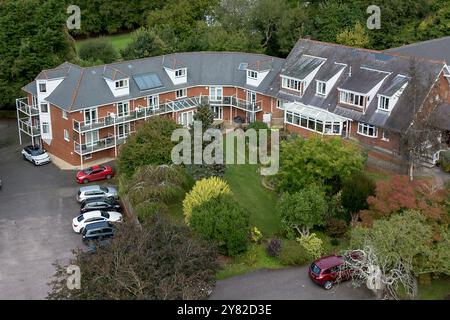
308;255;354;290
80;197;122;213
82;221;115;242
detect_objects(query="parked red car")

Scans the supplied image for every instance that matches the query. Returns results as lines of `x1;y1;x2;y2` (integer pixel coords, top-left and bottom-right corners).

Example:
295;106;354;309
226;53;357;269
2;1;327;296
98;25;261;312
308;255;354;290
76;165;114;184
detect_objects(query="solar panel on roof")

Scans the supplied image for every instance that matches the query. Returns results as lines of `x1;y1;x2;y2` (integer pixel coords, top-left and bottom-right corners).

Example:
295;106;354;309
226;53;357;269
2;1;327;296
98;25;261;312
133;73;163;91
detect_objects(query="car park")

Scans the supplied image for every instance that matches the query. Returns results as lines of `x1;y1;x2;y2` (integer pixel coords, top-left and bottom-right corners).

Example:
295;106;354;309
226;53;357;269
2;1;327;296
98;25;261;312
21;145;51;166
80;197;122;213
308;255;354;290
72;210;122;233
76;165;114;184
76;185;118;203
82;221;115;242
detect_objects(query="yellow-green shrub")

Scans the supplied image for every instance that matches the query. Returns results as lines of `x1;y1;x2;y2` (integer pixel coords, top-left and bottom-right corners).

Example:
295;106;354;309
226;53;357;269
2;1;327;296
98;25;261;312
183;177;232;224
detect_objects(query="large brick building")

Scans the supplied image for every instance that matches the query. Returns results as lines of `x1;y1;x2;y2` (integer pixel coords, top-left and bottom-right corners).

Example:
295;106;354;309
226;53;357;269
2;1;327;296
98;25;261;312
16;38;450;168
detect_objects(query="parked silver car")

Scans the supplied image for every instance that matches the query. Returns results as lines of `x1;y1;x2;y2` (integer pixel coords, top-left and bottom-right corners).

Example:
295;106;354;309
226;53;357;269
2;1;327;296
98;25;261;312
76;185;118;203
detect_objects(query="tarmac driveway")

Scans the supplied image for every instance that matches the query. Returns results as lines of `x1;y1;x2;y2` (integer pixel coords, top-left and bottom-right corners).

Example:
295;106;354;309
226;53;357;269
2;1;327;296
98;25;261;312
210;267;374;300
0;119;83;299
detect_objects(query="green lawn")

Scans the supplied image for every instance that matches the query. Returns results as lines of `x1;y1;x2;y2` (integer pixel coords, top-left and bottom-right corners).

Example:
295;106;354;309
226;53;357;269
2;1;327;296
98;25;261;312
75;33;134;53
418;277;450;300
224;163;281;237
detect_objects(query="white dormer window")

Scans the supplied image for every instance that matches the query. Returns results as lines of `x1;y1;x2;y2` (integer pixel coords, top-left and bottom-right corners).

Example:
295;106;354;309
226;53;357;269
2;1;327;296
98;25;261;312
115;79;128;89
175;68;186;77
281;76;303;93
378;96;390;111
39;83;47;93
316;81;326;96
339;90;365;108
247;70;258;80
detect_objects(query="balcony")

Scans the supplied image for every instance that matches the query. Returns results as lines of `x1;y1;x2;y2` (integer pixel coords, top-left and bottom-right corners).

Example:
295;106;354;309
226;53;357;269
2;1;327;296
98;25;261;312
16;98;39;116
18;119;40;137
73;95;263;133
74;132;135;156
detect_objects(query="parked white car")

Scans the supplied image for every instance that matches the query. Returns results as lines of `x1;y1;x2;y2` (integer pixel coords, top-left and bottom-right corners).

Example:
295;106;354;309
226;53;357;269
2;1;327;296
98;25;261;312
72;210;122;233
21;145;51;165
76;185;118;203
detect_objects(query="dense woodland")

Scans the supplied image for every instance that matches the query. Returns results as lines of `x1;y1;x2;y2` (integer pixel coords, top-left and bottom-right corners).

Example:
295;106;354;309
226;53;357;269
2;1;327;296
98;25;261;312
1;0;449;109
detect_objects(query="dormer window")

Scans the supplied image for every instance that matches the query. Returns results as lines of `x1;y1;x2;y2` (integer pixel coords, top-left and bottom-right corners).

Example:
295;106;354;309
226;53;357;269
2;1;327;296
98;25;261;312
39;83;47;93
316;81;326;96
339;90;365;108
378;96;390;111
175;68;186;78
281;76;303;93
115;79;128;89
247;70;258;80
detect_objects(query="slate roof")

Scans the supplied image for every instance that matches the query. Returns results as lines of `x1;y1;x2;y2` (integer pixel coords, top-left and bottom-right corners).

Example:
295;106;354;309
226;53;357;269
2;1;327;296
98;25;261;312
281;55;326;79
385;36;450;64
338;68;389;94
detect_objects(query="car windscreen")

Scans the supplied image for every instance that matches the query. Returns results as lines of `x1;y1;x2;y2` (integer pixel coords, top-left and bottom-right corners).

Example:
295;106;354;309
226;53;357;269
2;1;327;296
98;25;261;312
82;168;93;174
100;186;109;193
77;215;84;222
311;263;321;275
30;149;44;156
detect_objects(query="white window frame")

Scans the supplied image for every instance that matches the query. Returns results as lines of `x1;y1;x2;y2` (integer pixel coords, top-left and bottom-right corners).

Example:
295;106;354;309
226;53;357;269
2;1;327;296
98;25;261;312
178;110;194;127
38;82;47;93
247;70;258;80
285;111;342;136
176;89;187;99
84;108;97;125
276;100;285;109
64;129;70;142
339;90;366;108
378;95;390;111
85;130;99;147
62;110;68;120
382;130;390;141
148;95;159;109
211;106;223;120
40;103;48;113
357;122;378;138
42;122;49;134
83;154;92;160
316;81;327;96
117;101;129;117
115;79;128;89
209;86;223;101
281;76;302;93
174;68;186;78
117;123;130;139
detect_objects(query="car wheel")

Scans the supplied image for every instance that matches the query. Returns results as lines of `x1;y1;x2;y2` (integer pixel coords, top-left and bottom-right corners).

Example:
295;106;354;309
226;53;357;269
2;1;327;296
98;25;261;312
83;178;89;184
324;281;333;290
106;174;112;180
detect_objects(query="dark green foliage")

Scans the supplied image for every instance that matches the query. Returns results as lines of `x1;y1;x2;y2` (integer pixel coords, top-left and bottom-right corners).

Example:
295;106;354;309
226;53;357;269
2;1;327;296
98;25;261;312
190;195;250;256
117;117;181;178
247;121;269;131
324;218;348;239
120;28;167;60
266;238;282;257
341;172;376;214
278;240;311;266
0;0;76;109
185;163;227;181
78;39;119;64
47;217;219;299
193;103;214;131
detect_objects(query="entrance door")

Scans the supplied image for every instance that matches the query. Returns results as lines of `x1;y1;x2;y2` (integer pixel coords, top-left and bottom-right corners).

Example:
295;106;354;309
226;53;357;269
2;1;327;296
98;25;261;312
84;108;97;125
85;130;99;147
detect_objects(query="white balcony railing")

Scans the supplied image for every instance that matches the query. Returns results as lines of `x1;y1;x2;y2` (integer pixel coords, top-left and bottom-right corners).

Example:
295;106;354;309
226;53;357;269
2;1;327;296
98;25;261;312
74;132;135;156
16;97;39;116
18;119;40;137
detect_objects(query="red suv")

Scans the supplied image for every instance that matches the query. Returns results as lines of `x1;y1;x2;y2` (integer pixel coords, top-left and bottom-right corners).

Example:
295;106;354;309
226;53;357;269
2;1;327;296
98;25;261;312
308;255;353;290
76;165;114;184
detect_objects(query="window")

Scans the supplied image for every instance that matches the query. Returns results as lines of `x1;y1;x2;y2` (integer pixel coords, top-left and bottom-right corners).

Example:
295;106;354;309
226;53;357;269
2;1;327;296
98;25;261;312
281;76;302;93
378;96;390;111
40;103;48;113
382;130;390;141
247;70;258;80
211;106;223;120
115;79;128;89
176;89;187;99
118;123;130;139
39;83;47;93
84;108;97;124
285;111;342;135
64;129;70;142
316;81;326;96
209;86;223;101
148;95;159;109
358;122;378;137
339;90;365;108
42;122;49;134
178;110;194;126
85;130;99;147
117;101;129;117
277;100;285;109
83;154;92;160
62;110;68;119
174;68;186;77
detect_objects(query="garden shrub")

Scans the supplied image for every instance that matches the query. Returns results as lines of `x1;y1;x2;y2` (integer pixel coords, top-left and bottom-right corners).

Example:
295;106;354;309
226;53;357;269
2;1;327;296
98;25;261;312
278;240;310;266
266;238;282;257
183;177;232;224
250;227;263;244
341;171;375;215
78;38;119;64
324;218;348;239
190;195;250;256
297;233;324;260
